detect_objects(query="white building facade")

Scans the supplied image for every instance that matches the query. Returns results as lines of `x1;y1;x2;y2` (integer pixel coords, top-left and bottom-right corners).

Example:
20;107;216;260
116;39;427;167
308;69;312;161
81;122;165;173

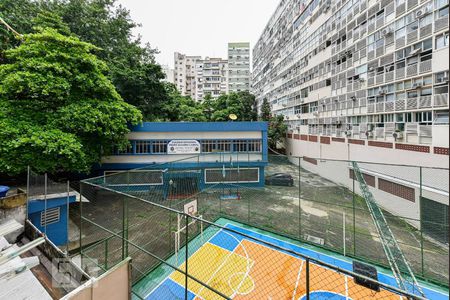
253;0;449;154
174;52;202;99
253;0;449;232
228;42;252;92
161;64;175;83
195;57;229;101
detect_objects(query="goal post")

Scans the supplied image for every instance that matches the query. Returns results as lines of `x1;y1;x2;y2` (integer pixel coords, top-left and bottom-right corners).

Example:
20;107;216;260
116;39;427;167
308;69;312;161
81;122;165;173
174;199;203;264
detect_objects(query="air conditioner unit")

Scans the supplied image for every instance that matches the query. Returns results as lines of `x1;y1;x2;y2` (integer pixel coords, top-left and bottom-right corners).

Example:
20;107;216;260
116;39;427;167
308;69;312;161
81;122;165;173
359;78;366;82
378;89;386;95
392;132;403;139
368;66;375;71
415;8;430;18
409;48;422;56
313;111;319;117
297;114;302;118
344;130;352;137
365;130;374;138
382;28;393;36
412;82;423;89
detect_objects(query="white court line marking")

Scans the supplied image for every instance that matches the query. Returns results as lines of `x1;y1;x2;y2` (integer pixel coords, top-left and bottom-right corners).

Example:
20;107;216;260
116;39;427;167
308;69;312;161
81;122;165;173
222;222;447;296
144;227;225;299
292;260;305;300
195;240;244;298
345;275;349;300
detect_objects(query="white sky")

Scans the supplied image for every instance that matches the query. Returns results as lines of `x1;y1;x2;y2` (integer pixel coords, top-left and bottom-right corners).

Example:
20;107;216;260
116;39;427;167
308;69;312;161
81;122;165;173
117;0;280;69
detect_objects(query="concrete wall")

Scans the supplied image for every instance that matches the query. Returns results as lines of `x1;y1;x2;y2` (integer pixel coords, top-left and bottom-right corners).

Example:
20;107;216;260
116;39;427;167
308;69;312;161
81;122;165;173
0;191;27;242
62;258;131;300
287;139;449;224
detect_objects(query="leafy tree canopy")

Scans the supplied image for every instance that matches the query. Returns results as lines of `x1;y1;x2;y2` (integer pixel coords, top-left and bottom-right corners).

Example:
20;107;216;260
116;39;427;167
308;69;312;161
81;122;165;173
0;0;167;120
207;91;258;122
0;28;142;174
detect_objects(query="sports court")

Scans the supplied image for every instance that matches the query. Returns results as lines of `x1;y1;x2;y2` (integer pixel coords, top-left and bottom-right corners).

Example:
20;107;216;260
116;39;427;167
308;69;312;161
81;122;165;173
135;219;447;300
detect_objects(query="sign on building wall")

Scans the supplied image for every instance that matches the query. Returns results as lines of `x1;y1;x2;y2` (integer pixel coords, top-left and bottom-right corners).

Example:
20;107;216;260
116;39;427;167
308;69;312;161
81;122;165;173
167;140;201;154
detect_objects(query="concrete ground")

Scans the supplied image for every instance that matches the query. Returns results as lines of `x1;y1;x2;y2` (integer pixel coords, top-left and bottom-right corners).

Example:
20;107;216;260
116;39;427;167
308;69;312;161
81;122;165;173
70;157;449;286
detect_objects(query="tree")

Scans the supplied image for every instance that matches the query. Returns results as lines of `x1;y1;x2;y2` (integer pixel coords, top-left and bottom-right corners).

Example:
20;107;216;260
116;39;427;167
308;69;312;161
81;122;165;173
0;28;142;174
258;98;286;149
208;92;258;122
268;115;288;150
260;98;272;121
159;83;206;122
0;0;168;120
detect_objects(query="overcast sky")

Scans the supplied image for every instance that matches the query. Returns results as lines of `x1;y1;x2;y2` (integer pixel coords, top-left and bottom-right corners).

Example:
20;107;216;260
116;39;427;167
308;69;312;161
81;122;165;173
117;0;280;68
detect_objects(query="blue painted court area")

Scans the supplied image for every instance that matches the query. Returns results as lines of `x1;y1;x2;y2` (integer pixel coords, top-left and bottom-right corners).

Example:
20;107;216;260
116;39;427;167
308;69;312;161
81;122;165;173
300;291;349;300
146;278;195;300
138;218;449;300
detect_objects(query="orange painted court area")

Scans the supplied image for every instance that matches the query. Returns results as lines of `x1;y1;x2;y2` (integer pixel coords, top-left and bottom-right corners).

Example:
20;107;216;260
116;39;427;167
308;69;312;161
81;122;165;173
171;237;402;299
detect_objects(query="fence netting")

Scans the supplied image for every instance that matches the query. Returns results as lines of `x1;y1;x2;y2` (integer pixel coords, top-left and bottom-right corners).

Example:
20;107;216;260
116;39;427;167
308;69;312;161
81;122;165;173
74;154;447;299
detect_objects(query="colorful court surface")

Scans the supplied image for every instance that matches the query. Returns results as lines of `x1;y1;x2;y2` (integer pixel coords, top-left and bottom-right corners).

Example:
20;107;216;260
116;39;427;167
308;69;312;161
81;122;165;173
137;219;448;300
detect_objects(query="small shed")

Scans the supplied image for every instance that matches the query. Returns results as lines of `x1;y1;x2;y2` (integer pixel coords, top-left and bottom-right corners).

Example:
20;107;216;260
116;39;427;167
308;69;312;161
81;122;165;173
27;192;77;246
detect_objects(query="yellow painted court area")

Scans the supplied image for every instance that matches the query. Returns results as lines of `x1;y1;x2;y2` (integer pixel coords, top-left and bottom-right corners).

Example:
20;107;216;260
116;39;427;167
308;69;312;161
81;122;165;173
170;239;403;299
170;243;254;300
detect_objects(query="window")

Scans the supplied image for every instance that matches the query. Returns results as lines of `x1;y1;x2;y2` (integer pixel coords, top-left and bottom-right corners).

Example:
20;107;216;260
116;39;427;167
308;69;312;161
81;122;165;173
437;6;449;18
415;111;433;123
152;140;168;154
434;111;449;124
41;207;60;227
421;88;432;96
118;144;133;155
435;0;449;8
247;140;262;152
436;32;449;49
135;141;151;154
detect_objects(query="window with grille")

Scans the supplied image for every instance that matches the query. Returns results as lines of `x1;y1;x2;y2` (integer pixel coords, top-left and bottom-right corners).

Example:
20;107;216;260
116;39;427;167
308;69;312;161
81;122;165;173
152;140;168;154
41;207;60;227
205;168;259;183
135;141;151;154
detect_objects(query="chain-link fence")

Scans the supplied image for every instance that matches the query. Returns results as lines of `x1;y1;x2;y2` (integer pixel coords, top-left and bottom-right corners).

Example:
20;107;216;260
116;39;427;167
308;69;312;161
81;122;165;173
75;154;448;299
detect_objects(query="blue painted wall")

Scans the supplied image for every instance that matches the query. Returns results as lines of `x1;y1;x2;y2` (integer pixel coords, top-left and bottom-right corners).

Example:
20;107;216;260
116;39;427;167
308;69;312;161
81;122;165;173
28;195;76;246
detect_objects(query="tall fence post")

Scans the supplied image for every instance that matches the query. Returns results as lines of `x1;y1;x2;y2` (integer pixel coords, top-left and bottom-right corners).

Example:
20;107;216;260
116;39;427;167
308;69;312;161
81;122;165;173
79;182;83;268
26;166;30;222
66;180;70;254
185;214;189;300
306;258;310;300
419;166;424;276
298;157;302;239
44;173;48;235
352;167;356;256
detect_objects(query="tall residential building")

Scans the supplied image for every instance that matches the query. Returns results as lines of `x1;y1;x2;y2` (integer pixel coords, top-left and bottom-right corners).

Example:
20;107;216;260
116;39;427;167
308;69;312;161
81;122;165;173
174;53;228;101
253;0;449;153
195;57;229;101
174;52;202;99
228;42;251;92
161;64;175;83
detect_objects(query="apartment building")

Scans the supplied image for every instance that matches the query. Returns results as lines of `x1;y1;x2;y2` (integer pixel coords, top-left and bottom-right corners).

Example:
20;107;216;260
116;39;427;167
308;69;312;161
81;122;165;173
174;52;202;98
195;57;229;101
228;42;252;92
161;64;175;83
253;0;449;155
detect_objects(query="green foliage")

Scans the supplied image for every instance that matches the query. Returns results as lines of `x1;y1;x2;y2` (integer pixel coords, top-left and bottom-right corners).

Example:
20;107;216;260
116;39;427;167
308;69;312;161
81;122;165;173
207;91;258;122
258;98;287;149
0;0;167;120
0;28;141;174
268;115;288;149
260;98;272;121
158;83;206;122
